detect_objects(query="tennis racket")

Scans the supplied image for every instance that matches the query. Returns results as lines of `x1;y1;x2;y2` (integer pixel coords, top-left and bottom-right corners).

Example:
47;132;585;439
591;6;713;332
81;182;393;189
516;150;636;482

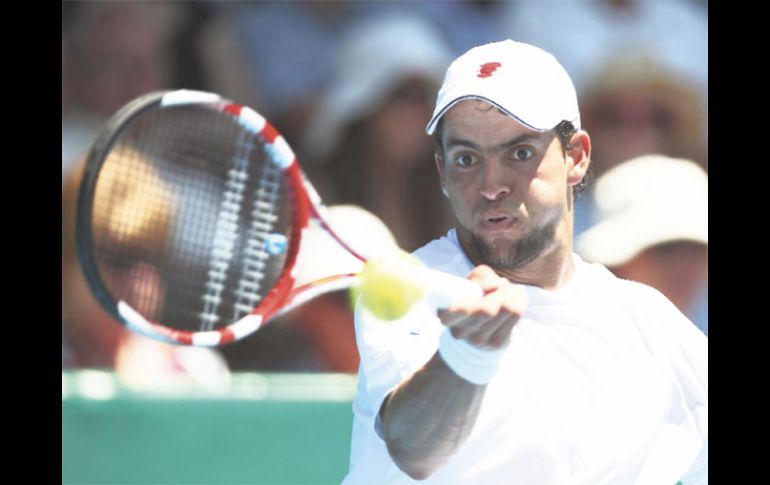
76;89;482;347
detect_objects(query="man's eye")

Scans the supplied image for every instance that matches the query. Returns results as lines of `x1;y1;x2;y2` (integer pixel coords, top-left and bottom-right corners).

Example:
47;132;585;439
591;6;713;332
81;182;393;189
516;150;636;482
512;148;534;161
455;154;476;167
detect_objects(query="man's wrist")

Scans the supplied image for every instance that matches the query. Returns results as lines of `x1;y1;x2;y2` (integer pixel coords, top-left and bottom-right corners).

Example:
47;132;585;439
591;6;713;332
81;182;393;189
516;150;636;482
437;327;508;385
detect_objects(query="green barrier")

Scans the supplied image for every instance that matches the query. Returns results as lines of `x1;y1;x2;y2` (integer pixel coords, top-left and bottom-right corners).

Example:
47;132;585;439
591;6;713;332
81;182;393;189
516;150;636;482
62;371;356;485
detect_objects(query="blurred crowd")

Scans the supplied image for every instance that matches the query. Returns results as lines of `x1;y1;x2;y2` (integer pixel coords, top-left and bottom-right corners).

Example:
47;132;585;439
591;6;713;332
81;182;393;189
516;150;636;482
62;0;708;381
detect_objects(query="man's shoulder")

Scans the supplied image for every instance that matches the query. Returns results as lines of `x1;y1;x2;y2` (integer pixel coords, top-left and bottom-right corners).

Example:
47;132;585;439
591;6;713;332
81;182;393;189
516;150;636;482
574;256;675;310
613;275;672;305
575;258;704;345
577;256;658;292
412;230;458;263
411;229;473;277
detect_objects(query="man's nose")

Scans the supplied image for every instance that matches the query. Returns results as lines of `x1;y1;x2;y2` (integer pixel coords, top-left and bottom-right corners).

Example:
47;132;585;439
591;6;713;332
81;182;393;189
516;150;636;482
479;161;511;201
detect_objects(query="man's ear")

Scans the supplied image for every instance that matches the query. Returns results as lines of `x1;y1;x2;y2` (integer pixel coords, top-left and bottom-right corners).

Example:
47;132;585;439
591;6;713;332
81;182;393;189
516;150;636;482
434;152;449;198
566;130;591;187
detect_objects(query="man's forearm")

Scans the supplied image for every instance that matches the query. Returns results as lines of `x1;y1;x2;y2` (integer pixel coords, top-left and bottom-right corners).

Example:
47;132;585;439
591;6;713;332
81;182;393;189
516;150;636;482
380;352;487;480
378;266;524;479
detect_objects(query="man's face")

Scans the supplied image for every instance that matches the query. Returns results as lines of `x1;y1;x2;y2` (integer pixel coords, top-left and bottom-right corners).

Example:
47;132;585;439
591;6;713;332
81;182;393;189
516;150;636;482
435;100;577;270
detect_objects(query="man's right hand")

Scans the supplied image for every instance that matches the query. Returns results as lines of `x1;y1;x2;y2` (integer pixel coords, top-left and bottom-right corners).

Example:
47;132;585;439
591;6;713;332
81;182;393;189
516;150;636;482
438;265;527;350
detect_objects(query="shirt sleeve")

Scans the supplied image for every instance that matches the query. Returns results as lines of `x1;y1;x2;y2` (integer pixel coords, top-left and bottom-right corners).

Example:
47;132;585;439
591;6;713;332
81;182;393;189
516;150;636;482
352;297;443;441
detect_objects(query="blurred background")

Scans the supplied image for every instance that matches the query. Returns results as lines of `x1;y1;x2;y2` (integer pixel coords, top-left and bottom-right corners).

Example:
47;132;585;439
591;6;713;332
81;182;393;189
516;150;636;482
62;1;707;483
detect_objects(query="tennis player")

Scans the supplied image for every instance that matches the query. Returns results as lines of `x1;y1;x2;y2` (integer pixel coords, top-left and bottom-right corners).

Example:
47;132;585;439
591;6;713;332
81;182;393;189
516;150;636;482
344;39;707;484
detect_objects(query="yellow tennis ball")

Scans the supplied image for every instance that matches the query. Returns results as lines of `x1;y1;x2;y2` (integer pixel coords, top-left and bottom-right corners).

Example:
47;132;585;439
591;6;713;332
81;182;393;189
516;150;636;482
354;251;426;321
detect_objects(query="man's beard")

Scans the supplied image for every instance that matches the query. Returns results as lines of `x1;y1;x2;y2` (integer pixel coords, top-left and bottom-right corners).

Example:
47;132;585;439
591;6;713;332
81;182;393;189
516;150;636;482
467;218;558;270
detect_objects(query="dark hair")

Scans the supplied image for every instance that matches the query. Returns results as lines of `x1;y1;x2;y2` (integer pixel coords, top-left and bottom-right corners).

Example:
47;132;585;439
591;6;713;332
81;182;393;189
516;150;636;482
554;120;590;196
432;117;589;196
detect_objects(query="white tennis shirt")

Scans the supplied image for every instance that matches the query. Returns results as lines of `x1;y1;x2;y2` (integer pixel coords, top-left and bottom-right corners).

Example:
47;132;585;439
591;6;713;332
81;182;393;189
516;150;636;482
343;229;707;485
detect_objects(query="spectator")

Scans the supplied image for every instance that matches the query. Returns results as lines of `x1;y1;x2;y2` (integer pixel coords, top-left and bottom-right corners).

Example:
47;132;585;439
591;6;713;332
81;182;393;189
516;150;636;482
303;13;455;251
577;154;708;334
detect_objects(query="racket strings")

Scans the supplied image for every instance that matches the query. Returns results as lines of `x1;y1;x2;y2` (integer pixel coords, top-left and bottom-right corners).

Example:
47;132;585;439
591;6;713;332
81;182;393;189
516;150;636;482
199;124;255;330
232;147;283;321
87;102;295;334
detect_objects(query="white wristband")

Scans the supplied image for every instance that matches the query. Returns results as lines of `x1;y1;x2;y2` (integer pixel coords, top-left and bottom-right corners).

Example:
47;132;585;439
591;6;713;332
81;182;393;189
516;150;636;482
437;327;508;385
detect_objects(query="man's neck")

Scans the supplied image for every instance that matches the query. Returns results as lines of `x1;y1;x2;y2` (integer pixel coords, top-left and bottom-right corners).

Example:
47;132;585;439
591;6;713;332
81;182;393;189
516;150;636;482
494;244;575;291
459;222;577;291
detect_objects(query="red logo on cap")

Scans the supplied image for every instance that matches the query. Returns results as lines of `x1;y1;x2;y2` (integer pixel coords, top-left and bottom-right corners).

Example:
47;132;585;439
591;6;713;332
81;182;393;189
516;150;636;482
478;62;502;78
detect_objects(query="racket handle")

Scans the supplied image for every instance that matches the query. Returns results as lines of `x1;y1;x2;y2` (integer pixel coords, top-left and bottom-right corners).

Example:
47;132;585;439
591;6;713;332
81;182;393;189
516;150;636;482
419;267;484;309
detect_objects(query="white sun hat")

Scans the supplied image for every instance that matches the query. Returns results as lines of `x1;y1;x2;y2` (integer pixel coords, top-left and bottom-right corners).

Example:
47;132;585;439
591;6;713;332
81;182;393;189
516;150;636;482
426;39;581;135
576;154;708;267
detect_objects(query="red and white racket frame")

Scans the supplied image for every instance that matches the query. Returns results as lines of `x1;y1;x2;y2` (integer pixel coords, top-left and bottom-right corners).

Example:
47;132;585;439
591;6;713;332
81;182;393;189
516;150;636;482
107;90;365;346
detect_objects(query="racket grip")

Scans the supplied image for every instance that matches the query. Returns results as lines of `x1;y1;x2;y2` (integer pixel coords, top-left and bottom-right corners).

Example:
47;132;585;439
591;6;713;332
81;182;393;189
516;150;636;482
419;267;484;309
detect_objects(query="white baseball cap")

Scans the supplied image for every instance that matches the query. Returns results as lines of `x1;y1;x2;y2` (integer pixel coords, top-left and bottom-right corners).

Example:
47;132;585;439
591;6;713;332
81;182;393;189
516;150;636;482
426;39;581;135
576;154;708;267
